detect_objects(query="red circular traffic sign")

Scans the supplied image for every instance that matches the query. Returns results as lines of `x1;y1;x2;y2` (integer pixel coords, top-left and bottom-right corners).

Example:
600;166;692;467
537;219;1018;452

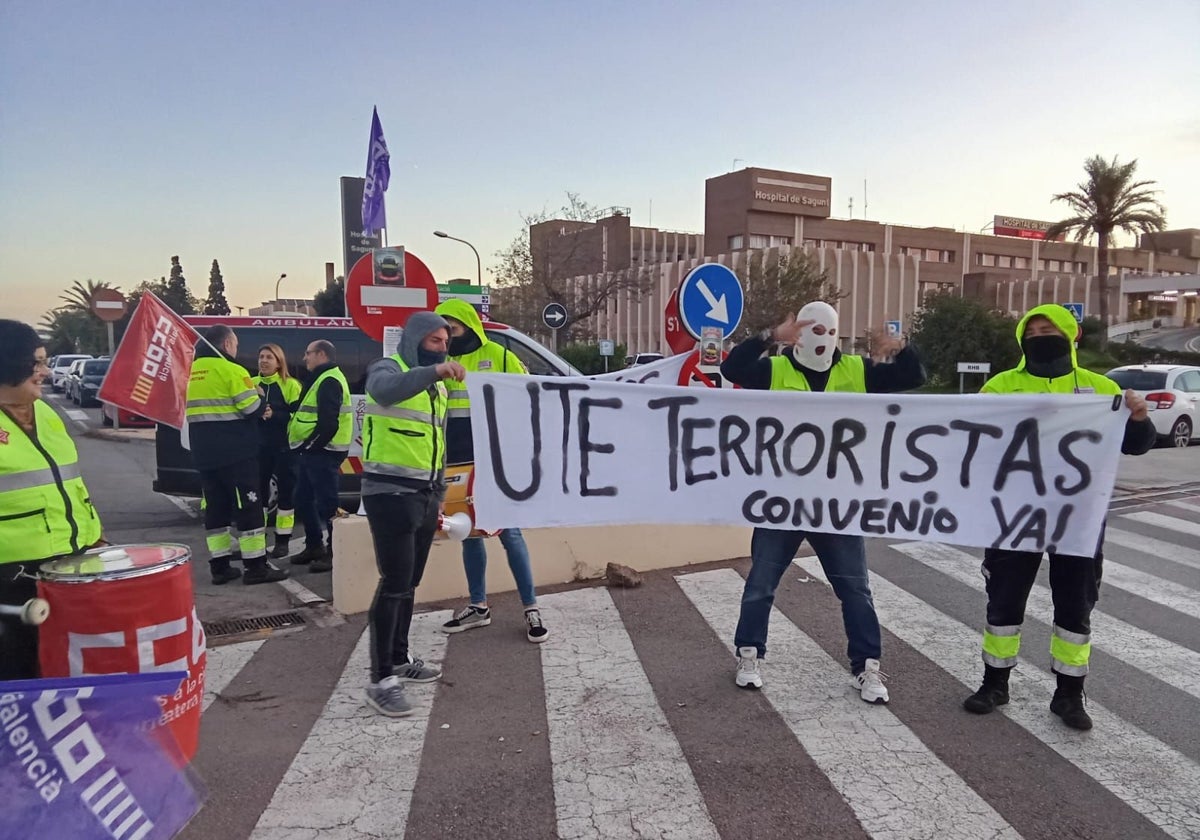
676;348;734;388
90;287;128;322
663;286;694;355
345;249;440;340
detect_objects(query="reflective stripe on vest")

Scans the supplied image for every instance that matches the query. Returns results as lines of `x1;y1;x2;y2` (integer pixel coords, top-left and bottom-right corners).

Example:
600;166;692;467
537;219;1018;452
287;367;352;451
769;354;866;393
444;342;514;419
185;357;262;423
362;355;447;481
0;400;102;564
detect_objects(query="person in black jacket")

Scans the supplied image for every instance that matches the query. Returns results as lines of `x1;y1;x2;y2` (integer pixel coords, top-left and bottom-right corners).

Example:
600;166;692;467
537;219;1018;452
253;343;302;559
290;340;349;573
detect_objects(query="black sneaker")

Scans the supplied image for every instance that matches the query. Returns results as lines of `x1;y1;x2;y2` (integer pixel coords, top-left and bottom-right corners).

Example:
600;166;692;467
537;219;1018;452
963;683;1009;714
1050;689;1093;730
291;544;325;566
310;547;333;573
211;566;242;586
525;608;549;643
243;564;289;585
441;605;491;634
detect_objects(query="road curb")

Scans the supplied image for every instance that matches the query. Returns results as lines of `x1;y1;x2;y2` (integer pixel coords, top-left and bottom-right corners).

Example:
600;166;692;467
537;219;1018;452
85;427;155;445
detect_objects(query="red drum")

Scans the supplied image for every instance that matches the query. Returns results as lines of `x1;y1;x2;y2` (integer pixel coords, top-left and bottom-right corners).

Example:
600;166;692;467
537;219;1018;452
37;543;206;762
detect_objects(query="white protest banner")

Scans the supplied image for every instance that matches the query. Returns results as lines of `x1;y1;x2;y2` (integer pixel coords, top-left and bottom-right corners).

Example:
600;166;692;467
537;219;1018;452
466;374;1129;556
588;352;690;385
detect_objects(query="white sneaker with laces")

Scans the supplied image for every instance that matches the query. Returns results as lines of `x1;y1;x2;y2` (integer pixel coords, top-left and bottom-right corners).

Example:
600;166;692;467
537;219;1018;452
735;646;763;690
853;658;889;704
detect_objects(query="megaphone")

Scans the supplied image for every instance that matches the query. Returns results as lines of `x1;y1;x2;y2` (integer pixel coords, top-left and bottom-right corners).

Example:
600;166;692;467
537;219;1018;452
438;512;473;541
0;598;50;626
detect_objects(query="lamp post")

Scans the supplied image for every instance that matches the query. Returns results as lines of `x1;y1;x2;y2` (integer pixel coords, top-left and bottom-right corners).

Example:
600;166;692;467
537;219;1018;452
274;273;287;301
433;231;482;286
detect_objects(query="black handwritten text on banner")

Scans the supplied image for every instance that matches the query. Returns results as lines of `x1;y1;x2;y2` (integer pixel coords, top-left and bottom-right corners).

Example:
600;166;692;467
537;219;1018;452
467;375;1128;556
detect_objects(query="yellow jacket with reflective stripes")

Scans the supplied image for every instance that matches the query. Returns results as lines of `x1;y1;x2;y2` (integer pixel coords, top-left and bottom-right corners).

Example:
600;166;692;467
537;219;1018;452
362;355;447;483
287;367;352;451
186;356;262;422
769;354;866;392
0;400;102;564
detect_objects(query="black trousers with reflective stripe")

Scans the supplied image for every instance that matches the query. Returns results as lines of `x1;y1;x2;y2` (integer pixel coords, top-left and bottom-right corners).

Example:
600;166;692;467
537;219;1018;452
200;459;265;565
983;548;1103;639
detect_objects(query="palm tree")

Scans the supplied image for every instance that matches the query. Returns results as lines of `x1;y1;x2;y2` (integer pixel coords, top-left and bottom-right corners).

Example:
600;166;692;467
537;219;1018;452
57;279;119;312
1044;156;1166;348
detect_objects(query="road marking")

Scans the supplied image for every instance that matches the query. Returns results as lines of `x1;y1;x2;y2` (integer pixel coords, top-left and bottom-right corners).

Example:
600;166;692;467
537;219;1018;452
203;640;265;712
1164;500;1200;516
1123;511;1200;539
1096;557;1200;619
797;557;1200;840
161;494;200;520
249;610;450;840
65;408;88;423
1105;527;1200;571
277;577;326;606
892;542;1200;702
537;587;720;840
676;568;1022;840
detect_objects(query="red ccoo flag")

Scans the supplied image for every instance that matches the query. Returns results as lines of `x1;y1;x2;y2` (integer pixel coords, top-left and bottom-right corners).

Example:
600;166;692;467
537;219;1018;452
98;293;200;429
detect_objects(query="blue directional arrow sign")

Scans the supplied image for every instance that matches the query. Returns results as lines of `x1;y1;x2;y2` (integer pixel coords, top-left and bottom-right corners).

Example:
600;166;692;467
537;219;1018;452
542;302;568;330
678;263;744;340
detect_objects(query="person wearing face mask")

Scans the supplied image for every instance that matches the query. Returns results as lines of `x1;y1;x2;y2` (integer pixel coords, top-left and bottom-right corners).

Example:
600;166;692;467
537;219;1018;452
360;312;467;716
253;344;302;559
288;340;352;573
719;301;927;703
432;299;549;644
963;304;1154;731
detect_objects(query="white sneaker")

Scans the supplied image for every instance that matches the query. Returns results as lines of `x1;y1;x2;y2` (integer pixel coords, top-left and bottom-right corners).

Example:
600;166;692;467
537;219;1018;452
735;646;763;690
853;658;889;704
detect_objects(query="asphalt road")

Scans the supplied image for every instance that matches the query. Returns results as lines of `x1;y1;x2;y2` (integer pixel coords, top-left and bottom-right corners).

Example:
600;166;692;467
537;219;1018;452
38;388;1200;840
1137;326;1200;353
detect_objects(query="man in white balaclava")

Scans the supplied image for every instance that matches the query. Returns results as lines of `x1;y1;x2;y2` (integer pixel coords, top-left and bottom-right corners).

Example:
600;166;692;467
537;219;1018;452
719;301;927;704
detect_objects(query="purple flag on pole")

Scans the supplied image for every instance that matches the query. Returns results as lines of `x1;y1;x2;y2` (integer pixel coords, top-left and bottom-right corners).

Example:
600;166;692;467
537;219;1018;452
362;106;390;237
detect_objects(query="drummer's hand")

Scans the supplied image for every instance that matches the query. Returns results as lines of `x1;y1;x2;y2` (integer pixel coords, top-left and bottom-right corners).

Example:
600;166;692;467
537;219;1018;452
436;360;467;381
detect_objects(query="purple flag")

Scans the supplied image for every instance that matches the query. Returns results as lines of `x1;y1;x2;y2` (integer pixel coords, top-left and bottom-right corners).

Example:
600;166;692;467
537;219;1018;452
362;106;391;237
1;672;205;839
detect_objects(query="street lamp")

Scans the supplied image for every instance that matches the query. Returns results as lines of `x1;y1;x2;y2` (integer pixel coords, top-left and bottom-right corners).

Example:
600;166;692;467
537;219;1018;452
274;273;287;300
433;231;482;286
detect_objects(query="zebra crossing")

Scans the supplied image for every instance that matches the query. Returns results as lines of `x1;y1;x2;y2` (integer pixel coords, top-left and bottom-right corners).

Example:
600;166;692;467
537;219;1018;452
192;497;1200;840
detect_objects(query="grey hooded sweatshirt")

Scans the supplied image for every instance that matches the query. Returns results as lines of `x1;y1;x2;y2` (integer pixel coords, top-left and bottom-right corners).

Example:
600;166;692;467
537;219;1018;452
360;311;450;497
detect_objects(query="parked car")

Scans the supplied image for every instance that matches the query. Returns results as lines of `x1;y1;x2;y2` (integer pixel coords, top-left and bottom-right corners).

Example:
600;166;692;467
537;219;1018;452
1105;364;1200;448
626;352;666;367
64;359;88;403
153;315;582;498
75;359;111;407
101;401;155;428
50;354;92;391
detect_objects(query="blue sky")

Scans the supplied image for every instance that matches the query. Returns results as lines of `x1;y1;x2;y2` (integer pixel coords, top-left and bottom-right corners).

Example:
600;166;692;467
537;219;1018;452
2;1;1198;326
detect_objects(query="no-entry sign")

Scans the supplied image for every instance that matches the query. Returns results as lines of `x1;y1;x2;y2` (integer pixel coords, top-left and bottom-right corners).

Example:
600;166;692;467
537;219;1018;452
345;248;440;340
90;288;128;322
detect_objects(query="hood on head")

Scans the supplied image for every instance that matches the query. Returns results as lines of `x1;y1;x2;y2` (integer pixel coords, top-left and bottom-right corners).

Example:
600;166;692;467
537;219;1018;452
399;311;449;368
1014;304;1080;370
435;298;487;344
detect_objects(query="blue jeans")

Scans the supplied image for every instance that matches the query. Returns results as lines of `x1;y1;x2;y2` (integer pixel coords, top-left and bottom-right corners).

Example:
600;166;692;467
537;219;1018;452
734;527;882;674
462;528;536;607
295;450;343;548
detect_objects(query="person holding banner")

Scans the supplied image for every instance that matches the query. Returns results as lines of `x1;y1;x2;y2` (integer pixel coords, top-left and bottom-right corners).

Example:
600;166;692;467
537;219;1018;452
361;311;465;716
434;299;549;644
720;301;926;703
289;340;352;573
962;304;1154;731
0;320;105;678
254;344;302;559
186;325;287;586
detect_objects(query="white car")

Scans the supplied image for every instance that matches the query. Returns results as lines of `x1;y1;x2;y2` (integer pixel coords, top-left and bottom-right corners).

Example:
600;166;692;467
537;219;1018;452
1105;364;1200;448
50;354;92;392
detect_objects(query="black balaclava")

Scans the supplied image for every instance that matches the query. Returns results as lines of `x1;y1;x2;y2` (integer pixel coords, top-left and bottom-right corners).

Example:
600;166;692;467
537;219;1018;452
1022;334;1073;378
448;330;482;357
417;346;447;367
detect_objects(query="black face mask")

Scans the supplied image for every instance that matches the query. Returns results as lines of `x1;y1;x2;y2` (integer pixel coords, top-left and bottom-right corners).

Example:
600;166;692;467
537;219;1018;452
448;331;482;357
417;348;447;367
1021;334;1073;377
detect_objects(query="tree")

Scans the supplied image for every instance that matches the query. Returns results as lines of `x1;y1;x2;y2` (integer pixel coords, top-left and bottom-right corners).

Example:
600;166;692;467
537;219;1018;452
313;277;345;316
163;256;197;315
559;341;628;375
735;250;843;338
909;292;1020;389
1044;155;1166;346
39;307;108;356
57;279;118;313
203;259;231;315
491;193;653;336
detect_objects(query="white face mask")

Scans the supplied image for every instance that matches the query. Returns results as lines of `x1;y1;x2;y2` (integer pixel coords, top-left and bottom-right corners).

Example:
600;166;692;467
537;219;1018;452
791;301;839;372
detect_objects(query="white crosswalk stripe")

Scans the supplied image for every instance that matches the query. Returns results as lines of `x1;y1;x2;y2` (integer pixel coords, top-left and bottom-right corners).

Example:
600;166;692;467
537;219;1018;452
1105;527;1200;571
1122;511;1200;539
795;557;1200;840
1164;500;1200;516
249;610;451;840
677;567;1023;840
537;588;720;840
1095;557;1200;619
891;541;1200;702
